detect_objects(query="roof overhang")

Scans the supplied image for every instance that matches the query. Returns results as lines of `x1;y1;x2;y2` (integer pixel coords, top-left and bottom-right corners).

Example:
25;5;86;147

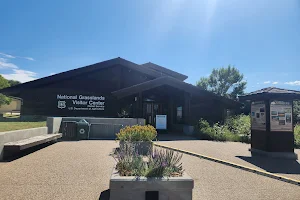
112;76;241;108
239;87;300;102
0;57;166;96
141;62;188;81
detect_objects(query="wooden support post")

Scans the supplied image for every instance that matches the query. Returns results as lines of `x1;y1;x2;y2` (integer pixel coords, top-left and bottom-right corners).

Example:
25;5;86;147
184;92;191;125
136;92;143;118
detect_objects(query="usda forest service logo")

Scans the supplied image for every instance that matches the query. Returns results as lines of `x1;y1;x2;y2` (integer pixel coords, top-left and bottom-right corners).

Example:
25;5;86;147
58;101;66;109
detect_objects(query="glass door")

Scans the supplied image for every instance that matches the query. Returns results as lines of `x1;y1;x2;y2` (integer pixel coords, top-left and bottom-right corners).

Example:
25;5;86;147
144;103;153;125
143;102;163;127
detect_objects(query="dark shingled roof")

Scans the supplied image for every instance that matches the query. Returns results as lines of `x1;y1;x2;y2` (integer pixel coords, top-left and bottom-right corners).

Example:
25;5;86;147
239;87;300;101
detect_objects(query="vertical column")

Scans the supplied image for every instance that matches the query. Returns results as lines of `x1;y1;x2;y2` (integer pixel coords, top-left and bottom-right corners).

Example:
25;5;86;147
136;92;143;118
265;99;271;151
168;96;174;130
184;92;191;125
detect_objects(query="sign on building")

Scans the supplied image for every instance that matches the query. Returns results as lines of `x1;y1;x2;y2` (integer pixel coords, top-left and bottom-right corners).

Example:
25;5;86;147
156;115;167;130
57;94;105;111
251;101;266;130
270;101;293;132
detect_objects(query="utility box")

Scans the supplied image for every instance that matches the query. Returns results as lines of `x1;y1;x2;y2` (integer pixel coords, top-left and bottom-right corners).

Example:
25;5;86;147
77;119;90;140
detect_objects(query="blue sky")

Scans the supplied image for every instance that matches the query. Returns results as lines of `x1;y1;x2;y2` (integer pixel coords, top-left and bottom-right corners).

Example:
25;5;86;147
0;0;299;92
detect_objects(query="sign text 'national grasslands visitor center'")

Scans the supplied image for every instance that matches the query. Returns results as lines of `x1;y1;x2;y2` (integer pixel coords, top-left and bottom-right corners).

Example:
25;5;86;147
57;94;105;111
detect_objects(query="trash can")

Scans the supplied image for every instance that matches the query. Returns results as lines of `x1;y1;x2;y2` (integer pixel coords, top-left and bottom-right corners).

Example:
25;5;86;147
77;119;90;140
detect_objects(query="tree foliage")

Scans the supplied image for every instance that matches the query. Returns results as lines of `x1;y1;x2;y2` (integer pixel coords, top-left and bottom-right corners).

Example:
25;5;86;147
196;65;246;99
8;79;21;87
0;75;12;106
294;100;300;124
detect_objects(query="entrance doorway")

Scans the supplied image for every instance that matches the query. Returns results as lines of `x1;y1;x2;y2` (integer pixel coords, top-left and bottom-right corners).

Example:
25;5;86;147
143;102;164;127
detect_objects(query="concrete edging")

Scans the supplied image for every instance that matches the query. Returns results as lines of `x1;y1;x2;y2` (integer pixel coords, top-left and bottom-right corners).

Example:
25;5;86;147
110;166;194;200
154;143;300;186
0;127;48;161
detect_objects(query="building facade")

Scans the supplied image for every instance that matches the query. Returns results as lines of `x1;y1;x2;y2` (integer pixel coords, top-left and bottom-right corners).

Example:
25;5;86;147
0;57;240;132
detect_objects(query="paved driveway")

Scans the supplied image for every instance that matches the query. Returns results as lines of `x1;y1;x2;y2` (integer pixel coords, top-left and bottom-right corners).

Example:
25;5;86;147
157;139;300;180
0;140;299;200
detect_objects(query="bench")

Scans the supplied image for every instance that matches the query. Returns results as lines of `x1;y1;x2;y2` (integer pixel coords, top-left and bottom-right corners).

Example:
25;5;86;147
4;133;61;152
10;110;20;115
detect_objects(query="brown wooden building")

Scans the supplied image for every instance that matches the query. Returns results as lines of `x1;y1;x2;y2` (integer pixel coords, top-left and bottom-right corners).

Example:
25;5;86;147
0;57;240;132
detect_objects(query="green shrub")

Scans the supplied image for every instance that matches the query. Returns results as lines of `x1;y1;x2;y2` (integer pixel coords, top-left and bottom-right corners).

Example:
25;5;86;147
197;117;250;143
116;125;157;142
198;116;300;147
295;125;300;148
114;144;183;177
225;114;251;136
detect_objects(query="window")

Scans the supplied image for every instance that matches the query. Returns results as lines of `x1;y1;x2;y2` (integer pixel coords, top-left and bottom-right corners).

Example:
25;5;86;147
176;106;183;123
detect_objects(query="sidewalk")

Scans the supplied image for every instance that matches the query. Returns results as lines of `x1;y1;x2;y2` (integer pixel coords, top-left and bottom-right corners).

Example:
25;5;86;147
156;139;300;181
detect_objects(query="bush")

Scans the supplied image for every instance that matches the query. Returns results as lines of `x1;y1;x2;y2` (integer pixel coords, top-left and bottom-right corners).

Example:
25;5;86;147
113;144;183;177
197;117;250;143
116;125;157;142
295;125;300;148
198;116;299;148
225;114;251;136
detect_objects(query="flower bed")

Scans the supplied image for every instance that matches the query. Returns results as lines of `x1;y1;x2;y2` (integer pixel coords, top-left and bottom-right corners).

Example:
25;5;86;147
110;143;193;200
113;144;184;177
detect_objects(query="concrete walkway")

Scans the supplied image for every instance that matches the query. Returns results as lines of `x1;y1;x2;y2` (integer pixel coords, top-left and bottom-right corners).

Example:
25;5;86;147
0;140;299;199
157;139;300;181
0;140;118;200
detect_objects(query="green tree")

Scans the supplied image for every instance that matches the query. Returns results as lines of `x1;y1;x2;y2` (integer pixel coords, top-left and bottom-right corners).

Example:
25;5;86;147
196;65;246;99
8;79;21;87
293;100;300;124
0;75;12;106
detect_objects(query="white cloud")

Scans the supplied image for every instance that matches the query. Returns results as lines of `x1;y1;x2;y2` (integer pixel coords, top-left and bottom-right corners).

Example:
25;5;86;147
272;82;279;84
0;52;34;61
2;69;37;83
22;57;35;61
0;52;37;82
256;82;260;85
284;81;300;86
50;72;55;75
0;58;18;69
0;52;15;59
263;81;271;84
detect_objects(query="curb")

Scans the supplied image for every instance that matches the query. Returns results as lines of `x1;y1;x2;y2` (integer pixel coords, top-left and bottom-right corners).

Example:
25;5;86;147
153;143;300;186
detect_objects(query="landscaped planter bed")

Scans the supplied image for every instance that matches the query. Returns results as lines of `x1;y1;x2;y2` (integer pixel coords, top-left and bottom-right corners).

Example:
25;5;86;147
111;124;194;199
110;167;194;200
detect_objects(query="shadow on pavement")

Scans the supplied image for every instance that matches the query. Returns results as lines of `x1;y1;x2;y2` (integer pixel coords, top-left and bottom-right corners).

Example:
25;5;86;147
156;133;197;141
99;189;110;200
237;155;300;175
1;142;54;162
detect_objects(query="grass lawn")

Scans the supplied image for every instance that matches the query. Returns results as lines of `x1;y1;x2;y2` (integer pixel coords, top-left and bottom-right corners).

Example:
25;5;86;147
0;121;46;132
